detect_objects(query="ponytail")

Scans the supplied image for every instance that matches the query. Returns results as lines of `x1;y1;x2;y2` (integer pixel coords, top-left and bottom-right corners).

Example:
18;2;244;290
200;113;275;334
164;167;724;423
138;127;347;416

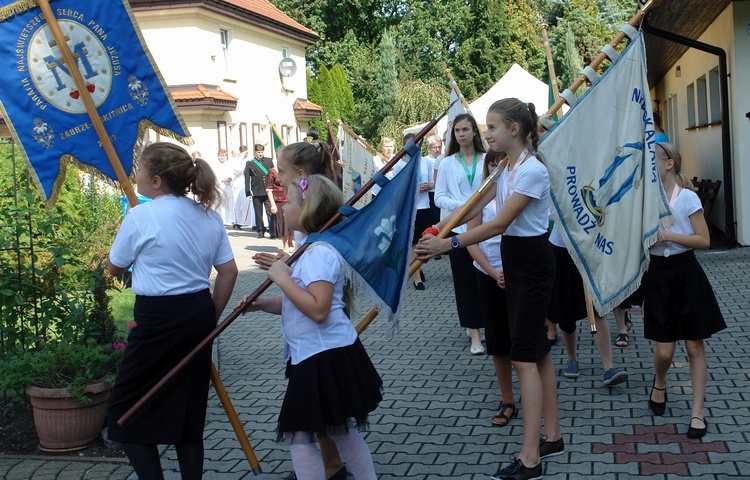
279;141;337;184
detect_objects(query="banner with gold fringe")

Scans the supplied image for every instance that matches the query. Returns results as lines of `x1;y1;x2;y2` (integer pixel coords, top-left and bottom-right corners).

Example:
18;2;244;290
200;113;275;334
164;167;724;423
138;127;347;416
0;0;191;201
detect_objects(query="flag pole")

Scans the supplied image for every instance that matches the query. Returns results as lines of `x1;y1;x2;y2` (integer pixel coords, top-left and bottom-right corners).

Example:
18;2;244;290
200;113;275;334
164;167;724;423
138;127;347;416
543;0;660;333
338;120;379;155
266;115;287;148
547;0;659;118
35;0;139;208
117;104;453;427
539;17;560;102
443;62;472;113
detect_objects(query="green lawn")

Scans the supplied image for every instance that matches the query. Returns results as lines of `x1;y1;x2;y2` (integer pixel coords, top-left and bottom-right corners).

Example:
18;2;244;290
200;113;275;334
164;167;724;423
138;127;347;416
107;288;135;337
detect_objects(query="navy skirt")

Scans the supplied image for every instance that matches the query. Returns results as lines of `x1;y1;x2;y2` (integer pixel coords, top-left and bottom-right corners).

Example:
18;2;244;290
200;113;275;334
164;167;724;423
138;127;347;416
500;234;555;362
107;289;216;444
277;338;383;442
642;251;726;342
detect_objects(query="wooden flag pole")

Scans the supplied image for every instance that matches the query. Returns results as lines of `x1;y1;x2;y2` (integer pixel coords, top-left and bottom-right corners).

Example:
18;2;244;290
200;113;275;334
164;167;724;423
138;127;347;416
117;106;451;427
443;62;472;113
266;116;287;148
338;121;379;155
36;0;138;207
539;18;560;102
210;364;262;475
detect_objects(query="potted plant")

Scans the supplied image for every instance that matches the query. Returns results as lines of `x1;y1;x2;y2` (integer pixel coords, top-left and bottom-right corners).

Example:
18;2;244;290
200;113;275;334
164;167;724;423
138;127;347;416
1;340;125;452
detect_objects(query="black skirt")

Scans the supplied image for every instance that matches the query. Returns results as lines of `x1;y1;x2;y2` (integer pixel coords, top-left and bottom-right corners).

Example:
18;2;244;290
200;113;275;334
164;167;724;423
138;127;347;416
107;289;216;445
547;244;587;333
412;208;434;245
501;235;555;363
641;251;726;342
277;338;382;442
476;270;511;356
447;233;483;329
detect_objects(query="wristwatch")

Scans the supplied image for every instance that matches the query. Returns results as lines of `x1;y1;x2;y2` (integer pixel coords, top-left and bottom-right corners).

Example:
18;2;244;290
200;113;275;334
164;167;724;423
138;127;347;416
450;235;460;250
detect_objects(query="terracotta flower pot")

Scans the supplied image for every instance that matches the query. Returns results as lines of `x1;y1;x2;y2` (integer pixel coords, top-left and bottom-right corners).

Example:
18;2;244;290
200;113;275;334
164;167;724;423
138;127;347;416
25;380;113;453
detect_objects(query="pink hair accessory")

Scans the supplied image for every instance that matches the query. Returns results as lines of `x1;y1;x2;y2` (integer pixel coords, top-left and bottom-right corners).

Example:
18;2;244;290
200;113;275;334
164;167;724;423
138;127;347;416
299;178;309;200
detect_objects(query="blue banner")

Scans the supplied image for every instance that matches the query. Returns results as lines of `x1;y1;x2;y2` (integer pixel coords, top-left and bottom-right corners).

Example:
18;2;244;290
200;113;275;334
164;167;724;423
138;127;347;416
308;144;421;331
0;0;190;200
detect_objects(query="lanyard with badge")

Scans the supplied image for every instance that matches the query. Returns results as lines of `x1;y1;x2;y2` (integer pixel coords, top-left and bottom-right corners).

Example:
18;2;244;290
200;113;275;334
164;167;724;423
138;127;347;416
662;185;682;257
457;151;478;187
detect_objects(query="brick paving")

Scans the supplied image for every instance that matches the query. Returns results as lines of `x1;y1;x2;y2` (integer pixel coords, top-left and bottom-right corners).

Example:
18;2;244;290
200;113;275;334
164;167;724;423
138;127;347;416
2;229;749;479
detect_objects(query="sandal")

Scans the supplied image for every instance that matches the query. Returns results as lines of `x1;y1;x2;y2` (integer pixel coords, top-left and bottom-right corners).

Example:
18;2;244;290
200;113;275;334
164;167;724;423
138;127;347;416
624;311;633;331
491;403;517;427
614;333;629;347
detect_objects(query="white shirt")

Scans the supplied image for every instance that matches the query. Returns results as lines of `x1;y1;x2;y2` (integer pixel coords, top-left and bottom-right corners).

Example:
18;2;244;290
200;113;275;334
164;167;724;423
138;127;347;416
281;243;358;365
109;195;234;296
371;154;392;196
473;199;503;274
391;155;434;210
430;154;444;192
650;188;703;257
495;156;550;237
549;222;566;248
435;152;485;233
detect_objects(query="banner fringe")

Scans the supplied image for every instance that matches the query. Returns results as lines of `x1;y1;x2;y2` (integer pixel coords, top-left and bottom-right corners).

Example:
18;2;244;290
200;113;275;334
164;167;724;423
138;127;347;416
0;0;38;22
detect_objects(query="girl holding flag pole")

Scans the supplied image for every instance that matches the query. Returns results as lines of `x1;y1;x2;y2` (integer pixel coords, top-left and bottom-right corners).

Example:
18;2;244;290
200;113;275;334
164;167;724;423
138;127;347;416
417;98;561;480
240;175;382;480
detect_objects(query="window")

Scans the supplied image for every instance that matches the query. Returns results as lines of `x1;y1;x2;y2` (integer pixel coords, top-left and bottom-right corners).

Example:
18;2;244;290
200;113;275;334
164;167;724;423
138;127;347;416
281;46;291;58
686;83;696;128
239;122;248;149
220;29;231;68
668;94;678;147
696;75;708;126
217;121;228;152
709;67;721;124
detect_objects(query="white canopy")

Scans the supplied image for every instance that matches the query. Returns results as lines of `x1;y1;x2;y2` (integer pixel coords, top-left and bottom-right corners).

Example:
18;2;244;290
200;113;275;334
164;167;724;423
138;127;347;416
404;63;555;137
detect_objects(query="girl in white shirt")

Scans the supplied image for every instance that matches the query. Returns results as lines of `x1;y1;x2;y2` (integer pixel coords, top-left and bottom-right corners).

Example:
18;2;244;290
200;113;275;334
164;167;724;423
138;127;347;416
245;175;382;480
435;113;486;354
107;142;238;479
416;99;561;480
643;142;725;439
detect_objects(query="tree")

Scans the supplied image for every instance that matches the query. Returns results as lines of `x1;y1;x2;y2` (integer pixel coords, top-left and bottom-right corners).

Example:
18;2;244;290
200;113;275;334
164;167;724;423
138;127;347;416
374;29;398;134
376;79;449;142
307;64;355;139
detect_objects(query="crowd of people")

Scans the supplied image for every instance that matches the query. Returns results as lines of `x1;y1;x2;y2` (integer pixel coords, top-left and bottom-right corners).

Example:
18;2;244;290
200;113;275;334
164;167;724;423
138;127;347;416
106;101;724;480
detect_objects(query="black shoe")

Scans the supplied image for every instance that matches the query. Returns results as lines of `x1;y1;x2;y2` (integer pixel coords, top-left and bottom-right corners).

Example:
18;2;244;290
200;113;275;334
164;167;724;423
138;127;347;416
269;235;277;239
687;417;707;439
282;473;297;480
434;255;442;260
539;435;565;459
328;467;348;480
419;271;426;282
648;377;667;416
414;281;425;290
490;457;542;480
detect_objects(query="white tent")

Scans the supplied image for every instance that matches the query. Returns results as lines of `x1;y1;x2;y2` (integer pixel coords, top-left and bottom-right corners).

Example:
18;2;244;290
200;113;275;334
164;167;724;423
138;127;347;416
404;63;554;137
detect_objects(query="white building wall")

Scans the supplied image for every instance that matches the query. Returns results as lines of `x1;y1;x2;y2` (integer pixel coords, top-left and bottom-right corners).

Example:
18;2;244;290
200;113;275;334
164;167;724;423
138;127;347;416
731;1;750;245
651;5;736;236
134;7;312;163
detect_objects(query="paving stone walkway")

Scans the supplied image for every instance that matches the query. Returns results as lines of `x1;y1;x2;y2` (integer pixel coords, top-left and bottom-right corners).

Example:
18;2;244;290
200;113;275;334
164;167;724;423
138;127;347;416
2;230;749;479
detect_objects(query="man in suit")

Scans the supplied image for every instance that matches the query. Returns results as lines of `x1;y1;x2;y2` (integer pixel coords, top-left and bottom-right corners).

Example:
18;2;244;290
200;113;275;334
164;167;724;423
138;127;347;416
244;144;276;238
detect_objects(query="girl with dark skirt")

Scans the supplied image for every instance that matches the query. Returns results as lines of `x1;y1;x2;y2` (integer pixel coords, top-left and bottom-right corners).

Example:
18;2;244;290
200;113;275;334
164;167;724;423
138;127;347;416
465;150;517;427
240;175;382;480
434;113;486;354
416;99;561;480
644;142;725;439
107;142;238;479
